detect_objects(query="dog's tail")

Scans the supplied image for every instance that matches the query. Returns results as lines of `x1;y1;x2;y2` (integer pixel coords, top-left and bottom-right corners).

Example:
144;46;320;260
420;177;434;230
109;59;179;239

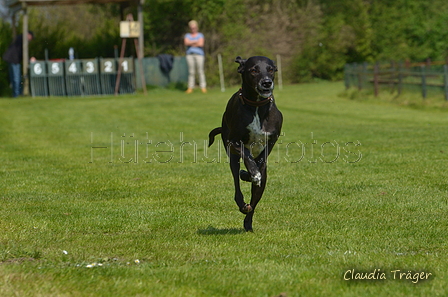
208;127;222;147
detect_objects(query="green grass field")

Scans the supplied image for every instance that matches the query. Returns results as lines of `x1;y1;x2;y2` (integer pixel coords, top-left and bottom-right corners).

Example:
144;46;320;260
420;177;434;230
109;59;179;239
1;82;447;296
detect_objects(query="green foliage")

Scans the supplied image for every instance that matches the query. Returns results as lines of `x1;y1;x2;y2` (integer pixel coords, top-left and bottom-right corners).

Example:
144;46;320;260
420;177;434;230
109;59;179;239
144;0;191;55
2;0;448;89
26;6;122;60
370;0;448;62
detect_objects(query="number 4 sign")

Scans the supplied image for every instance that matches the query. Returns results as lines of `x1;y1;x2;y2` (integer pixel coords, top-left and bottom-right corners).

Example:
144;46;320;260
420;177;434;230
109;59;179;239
65;61;81;75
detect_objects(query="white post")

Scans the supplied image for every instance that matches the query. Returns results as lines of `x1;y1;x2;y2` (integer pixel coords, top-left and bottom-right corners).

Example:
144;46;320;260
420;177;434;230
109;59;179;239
276;54;283;91
218;54;225;92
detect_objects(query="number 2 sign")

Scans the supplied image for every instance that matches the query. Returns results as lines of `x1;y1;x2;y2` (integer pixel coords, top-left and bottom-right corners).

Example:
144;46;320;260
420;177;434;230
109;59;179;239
102;59;116;73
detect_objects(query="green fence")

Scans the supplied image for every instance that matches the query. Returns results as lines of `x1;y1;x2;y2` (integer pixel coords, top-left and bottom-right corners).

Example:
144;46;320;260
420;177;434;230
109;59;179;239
135;56;188;89
29;56;188;97
30;58;135;97
344;61;448;100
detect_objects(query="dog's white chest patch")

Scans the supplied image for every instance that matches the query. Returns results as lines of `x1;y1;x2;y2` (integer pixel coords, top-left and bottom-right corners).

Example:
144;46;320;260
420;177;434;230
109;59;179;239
246;108;270;157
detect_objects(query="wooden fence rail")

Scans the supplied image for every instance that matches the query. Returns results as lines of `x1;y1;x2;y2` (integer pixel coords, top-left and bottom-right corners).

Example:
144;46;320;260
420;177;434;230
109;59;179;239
344;60;448;100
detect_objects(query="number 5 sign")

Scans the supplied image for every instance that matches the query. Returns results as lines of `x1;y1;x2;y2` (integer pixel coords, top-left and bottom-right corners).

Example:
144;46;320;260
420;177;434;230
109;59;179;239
48;61;64;76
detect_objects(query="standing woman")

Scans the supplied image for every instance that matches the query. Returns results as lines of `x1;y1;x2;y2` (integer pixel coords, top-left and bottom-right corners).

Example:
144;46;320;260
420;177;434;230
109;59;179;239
184;20;207;94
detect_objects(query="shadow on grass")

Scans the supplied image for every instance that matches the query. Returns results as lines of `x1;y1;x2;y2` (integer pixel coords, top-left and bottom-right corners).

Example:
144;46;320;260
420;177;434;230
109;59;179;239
197;226;246;235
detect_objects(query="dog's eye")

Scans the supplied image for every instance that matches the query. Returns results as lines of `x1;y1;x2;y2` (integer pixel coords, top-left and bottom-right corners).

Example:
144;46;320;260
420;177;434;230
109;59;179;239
267;67;274;73
250;68;259;74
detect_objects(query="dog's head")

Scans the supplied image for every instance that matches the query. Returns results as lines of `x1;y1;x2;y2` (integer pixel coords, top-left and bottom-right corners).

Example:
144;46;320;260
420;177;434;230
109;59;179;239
235;56;277;99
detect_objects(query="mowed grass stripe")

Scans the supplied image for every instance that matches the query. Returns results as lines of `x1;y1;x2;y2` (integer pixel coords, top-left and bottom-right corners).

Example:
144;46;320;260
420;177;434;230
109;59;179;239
0;82;447;296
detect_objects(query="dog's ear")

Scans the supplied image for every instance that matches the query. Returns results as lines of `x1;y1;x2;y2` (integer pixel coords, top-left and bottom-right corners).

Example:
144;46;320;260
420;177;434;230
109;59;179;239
235;56;246;73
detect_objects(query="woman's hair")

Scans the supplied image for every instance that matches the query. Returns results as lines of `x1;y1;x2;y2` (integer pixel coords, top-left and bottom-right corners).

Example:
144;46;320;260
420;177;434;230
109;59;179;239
188;20;198;29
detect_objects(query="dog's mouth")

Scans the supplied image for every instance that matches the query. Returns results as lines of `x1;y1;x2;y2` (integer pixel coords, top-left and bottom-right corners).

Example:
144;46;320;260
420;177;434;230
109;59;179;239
257;86;273;98
257;88;272;98
256;79;274;98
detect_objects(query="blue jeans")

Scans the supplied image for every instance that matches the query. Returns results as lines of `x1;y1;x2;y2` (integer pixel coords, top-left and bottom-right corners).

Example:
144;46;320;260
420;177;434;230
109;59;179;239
8;63;22;97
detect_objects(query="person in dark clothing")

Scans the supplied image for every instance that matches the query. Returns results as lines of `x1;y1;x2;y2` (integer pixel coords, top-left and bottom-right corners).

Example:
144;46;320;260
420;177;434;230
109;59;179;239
2;31;34;97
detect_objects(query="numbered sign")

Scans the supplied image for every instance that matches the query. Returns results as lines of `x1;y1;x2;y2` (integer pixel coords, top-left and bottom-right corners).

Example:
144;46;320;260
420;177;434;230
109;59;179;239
119;58;134;73
83;59;98;74
30;61;46;77
48;61;64;76
101;59;116;74
65;60;81;75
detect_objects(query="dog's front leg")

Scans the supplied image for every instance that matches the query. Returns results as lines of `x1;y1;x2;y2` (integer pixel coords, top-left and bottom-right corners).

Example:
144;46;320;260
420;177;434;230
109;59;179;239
229;153;252;214
244;164;267;232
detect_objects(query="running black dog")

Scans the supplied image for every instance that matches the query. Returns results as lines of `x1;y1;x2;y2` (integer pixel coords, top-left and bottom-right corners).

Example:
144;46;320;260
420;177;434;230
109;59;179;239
209;56;283;231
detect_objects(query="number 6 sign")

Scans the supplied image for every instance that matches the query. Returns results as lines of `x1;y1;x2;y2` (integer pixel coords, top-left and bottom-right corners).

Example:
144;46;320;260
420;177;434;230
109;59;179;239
30;61;45;76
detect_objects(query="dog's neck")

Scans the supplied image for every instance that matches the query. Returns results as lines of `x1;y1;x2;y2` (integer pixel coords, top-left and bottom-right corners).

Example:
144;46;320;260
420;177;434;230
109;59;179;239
238;88;273;107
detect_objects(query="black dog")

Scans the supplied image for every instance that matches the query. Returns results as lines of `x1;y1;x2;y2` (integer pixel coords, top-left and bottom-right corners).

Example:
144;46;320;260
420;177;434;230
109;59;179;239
209;56;283;231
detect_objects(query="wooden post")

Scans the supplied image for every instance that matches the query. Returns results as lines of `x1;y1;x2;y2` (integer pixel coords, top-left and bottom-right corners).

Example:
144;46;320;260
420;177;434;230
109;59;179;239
344;64;350;90
217;54;225;92
138;0;146;95
356;63;362;91
22;3;30;96
444;64;448;101
116;13;146;95
114;38;127;95
276;54;283;91
138;0;144;61
364;62;369;91
374;62;379;97
390;61;396;93
398;62;403;96
421;65;427;99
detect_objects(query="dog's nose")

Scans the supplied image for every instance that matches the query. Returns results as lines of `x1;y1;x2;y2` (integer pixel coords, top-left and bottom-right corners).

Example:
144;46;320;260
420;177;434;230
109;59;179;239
261;79;273;89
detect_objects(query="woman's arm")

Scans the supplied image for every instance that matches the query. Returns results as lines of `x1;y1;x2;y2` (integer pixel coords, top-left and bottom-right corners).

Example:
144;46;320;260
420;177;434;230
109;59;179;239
184;36;204;47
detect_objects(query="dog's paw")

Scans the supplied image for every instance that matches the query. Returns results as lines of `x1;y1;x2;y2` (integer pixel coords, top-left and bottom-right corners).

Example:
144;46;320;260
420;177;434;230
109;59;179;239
240;203;253;214
252;173;262;187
